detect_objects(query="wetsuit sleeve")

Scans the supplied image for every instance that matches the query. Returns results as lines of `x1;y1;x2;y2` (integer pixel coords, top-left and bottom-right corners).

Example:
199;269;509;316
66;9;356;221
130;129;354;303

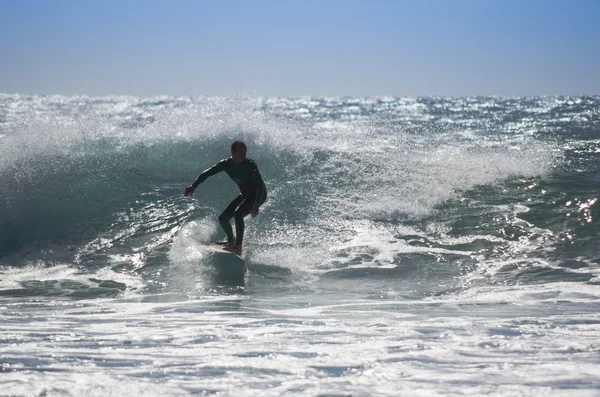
192;159;228;189
251;165;266;207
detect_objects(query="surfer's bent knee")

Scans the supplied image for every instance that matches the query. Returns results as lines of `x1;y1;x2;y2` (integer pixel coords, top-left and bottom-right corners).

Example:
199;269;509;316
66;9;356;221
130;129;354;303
219;212;231;223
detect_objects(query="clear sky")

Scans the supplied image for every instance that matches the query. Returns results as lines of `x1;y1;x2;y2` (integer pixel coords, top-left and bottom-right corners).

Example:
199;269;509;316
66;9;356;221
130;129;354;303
1;0;599;97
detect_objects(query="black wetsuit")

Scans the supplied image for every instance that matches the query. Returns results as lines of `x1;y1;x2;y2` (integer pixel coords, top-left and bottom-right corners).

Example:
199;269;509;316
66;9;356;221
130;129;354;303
192;158;267;245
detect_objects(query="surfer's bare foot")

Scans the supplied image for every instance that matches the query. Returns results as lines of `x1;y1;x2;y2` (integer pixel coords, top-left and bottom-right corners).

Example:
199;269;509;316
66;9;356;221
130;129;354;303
216;239;232;246
224;244;242;256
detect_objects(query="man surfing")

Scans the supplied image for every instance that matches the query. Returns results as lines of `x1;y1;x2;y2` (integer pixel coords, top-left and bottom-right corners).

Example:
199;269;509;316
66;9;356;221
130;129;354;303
184;141;267;256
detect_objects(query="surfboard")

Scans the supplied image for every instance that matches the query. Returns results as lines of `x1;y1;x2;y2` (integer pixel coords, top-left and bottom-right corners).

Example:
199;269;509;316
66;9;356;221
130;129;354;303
208;244;243;259
206;244;246;278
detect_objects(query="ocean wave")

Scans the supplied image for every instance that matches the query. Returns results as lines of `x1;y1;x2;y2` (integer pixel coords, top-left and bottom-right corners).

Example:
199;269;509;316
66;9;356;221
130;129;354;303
1;94;597;297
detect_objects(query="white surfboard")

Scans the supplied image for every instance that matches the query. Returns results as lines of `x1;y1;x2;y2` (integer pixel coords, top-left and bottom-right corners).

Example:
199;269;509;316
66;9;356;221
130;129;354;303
207;244;243;259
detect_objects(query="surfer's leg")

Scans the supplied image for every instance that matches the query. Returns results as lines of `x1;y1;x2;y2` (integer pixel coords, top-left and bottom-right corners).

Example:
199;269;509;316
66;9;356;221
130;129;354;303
219;195;244;243
233;198;254;246
233;194;268;247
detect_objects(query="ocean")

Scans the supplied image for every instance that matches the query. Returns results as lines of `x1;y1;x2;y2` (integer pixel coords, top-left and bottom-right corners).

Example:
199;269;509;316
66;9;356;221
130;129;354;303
0;94;599;396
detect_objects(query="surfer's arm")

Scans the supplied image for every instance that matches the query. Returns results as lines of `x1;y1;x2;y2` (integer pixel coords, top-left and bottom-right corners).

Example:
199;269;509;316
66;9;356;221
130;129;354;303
192;159;228;189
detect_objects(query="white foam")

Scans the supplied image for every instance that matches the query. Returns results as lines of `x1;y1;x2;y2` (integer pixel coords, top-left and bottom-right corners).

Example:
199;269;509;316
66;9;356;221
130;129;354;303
0;262;143;295
168;218;217;266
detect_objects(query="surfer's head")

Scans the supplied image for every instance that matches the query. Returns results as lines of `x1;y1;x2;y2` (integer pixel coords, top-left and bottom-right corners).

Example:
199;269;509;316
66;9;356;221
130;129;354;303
231;140;247;164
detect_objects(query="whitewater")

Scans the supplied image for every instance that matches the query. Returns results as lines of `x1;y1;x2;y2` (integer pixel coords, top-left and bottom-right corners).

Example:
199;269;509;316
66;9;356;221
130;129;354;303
0;94;599;396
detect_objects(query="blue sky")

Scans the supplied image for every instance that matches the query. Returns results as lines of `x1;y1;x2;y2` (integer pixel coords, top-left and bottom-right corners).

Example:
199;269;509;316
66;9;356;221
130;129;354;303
1;0;599;96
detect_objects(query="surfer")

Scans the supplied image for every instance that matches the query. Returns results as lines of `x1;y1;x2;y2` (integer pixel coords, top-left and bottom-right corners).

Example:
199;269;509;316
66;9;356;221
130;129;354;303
184;141;267;255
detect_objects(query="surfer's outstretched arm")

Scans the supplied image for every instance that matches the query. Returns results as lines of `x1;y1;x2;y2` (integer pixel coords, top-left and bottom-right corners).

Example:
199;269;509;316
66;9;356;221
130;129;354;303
184;159;228;196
